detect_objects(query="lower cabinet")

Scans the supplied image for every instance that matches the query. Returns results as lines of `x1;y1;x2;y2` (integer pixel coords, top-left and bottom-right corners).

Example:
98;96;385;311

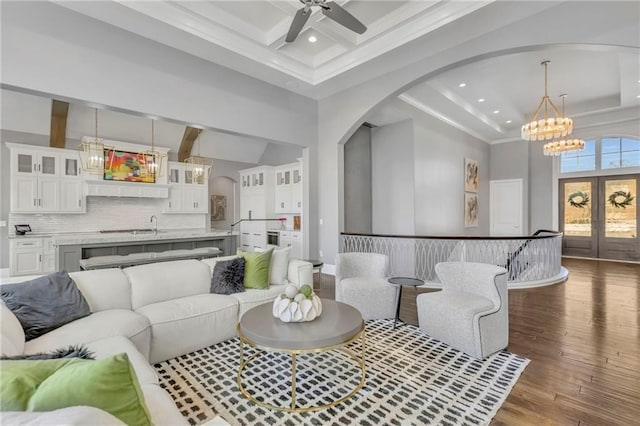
9;237;55;276
280;231;302;259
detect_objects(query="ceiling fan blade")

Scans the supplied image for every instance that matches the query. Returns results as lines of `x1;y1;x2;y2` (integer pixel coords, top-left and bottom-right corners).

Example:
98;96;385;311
286;7;312;42
322;1;366;34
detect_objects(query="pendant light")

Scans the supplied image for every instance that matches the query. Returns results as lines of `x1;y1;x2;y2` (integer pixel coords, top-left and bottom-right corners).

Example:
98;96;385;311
78;108;113;174
142;119;167;178
184;129;213;183
521;61;574;142
543;94;585;156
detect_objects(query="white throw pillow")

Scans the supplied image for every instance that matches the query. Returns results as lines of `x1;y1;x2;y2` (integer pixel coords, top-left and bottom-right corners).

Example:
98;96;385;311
269;247;291;285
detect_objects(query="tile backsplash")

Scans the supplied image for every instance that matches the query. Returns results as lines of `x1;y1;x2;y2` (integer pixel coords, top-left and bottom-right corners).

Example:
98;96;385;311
8;197;208;235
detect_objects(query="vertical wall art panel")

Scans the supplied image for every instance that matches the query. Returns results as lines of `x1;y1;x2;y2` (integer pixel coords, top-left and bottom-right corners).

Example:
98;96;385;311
464;158;478;193
465;193;479;227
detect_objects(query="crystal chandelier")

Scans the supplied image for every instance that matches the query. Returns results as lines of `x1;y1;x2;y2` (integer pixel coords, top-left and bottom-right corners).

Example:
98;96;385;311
184;129;213;182
521;61;573;141
78;108;113;174
141;119;167;178
543;94;585;156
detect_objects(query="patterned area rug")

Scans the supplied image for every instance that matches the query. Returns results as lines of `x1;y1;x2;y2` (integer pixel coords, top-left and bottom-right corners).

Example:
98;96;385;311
154;320;528;425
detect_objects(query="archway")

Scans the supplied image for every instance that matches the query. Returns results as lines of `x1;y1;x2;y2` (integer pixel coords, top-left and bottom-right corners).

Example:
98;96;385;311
210;176;237;231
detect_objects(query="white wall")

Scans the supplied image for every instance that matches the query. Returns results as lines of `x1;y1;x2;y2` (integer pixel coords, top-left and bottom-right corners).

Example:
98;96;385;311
413;118;490;235
371;120;415;235
344;125;372;234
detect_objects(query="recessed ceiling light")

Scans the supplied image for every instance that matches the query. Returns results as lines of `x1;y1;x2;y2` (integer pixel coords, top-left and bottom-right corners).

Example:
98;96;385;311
506;120;512;124
493;110;500;114
458;83;466;88
308;35;317;43
478;98;485;103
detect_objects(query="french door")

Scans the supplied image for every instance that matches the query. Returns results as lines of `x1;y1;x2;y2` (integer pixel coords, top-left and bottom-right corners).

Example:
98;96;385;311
560;174;639;261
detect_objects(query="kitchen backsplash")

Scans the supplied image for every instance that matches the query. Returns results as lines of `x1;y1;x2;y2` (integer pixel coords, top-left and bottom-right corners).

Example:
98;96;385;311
8;197;207;235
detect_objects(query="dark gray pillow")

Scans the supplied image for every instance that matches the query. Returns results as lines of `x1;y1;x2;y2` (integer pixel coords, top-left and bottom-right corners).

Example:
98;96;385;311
0;272;91;341
1;344;95;360
211;258;246;295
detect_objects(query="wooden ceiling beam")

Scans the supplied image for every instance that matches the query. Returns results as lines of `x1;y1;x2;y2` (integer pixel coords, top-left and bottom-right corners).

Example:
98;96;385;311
178;126;203;162
50;100;69;148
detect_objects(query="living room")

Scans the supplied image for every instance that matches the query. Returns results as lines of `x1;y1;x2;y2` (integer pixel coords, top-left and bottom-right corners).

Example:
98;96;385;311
1;1;639;425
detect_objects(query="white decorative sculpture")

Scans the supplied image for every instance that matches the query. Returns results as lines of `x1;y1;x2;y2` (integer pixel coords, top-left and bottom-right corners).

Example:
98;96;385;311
273;285;322;322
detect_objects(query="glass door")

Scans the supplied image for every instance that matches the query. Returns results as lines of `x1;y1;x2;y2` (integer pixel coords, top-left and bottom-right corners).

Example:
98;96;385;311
560;178;597;258
598;175;639;261
559;174;639;261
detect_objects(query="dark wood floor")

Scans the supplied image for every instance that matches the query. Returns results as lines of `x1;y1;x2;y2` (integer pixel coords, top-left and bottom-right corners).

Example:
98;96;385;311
314;258;640;425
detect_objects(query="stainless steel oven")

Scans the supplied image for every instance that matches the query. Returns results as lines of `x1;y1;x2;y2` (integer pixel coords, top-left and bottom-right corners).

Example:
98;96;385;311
267;230;280;246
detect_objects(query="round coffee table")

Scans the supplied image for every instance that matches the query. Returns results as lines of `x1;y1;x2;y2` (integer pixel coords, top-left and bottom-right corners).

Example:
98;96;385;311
237;299;365;413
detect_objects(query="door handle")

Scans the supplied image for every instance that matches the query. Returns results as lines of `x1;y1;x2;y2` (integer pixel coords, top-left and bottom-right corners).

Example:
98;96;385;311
34;199;37;206
78;199;82;207
33;164;36;172
38;199;41;206
39;254;42;262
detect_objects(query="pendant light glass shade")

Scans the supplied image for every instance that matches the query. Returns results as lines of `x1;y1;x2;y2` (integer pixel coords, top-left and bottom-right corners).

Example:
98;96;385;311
78;108;113;174
142;119;167;178
184;130;213;183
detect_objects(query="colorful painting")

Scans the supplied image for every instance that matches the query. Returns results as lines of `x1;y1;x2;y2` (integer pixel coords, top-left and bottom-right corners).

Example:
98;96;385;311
104;149;155;183
465;193;479;228
212;195;226;221
464;158;479;193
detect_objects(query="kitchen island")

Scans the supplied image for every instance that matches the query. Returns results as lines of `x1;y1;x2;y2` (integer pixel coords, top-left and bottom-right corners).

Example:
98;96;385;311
53;229;237;272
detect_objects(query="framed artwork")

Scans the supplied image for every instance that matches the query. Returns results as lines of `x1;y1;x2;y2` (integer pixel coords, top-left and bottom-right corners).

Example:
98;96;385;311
211;195;227;221
465;193;479;228
104;149;155;183
464;158;478;193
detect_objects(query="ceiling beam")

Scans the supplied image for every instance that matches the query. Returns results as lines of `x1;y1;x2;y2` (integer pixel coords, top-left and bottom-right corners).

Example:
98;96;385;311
50;100;69;148
178;127;203;162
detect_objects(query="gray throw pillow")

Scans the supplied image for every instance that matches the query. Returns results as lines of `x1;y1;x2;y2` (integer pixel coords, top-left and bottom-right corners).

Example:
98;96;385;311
0;272;91;341
211;258;246;295
0;344;95;360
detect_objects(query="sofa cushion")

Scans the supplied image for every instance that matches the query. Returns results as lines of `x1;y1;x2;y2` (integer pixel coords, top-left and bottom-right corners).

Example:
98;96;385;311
85;335;158;386
0;272;91;341
210;258;246;295
1;300;25;356
125;260;211;310
69;268;132;312
238;248;273;289
0;353;152;426
1;406;127;425
269;247;291;285
230;284;287;318
24;310;151;360
135;294;238;364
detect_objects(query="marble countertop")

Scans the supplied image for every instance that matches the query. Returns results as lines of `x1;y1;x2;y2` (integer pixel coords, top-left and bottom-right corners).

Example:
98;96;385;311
10;229;237;245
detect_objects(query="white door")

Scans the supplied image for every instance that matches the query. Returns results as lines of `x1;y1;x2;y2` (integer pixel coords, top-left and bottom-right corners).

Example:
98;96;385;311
38;178;61;212
12;176;38;212
490;179;523;236
60;180;84;212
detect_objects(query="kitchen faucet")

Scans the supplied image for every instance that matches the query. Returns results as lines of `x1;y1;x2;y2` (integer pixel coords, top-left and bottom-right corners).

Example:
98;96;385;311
150;215;157;235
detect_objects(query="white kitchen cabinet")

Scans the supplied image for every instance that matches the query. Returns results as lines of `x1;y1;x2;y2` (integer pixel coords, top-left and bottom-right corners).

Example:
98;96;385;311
274;161;302;214
280;231;302;259
8;144;85;214
9;237;55;276
239;166;274;251
164;161;209;214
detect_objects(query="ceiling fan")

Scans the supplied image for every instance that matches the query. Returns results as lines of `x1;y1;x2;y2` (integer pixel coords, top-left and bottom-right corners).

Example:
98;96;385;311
286;0;367;43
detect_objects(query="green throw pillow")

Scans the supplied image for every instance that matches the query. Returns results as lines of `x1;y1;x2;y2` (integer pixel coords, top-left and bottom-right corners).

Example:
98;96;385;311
0;353;152;426
237;248;274;289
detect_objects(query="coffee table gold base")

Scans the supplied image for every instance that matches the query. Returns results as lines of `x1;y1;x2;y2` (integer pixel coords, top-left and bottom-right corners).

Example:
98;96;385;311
237;329;366;413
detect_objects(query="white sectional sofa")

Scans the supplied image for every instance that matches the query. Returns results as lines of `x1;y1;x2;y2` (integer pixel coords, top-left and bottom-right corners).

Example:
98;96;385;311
0;256;313;425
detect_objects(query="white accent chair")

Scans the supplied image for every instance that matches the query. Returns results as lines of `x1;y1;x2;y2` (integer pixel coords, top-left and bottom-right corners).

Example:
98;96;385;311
335;252;397;320
417;262;508;359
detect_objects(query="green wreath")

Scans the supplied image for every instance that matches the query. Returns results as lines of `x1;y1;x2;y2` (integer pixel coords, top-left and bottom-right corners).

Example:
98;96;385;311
608;190;634;209
568;191;589;208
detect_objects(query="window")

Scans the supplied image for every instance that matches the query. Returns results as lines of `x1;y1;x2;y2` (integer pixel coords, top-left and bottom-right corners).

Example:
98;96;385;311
560;139;596;173
601;137;640;169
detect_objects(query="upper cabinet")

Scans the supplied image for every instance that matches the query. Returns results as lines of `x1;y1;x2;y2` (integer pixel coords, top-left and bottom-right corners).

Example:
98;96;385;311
8;143;85;214
164;161;209;214
274;161;302;214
